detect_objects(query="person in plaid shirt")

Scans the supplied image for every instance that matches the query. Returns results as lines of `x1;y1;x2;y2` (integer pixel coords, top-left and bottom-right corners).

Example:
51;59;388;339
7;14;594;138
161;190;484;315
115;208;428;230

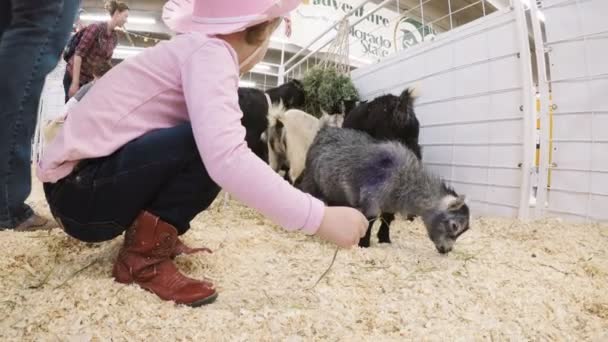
63;0;128;101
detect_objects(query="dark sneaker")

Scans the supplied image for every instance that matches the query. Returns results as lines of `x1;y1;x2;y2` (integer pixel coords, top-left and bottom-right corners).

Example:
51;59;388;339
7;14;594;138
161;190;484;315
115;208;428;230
14;213;50;232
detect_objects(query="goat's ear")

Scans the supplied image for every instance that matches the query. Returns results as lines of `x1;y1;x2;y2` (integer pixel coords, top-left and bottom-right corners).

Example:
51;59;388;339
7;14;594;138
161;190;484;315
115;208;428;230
448;195;466;211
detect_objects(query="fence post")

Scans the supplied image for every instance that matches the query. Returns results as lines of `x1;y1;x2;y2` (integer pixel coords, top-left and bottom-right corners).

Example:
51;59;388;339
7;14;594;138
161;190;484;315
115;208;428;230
530;1;551;220
513;0;536;220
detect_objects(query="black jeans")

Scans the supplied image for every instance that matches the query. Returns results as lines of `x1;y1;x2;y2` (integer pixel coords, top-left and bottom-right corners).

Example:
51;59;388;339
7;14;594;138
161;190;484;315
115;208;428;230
44;124;221;243
62;69;87;102
63;70;72;103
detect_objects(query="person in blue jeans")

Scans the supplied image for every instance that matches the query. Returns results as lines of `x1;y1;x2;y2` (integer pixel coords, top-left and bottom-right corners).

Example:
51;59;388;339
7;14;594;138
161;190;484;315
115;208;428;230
0;0;80;230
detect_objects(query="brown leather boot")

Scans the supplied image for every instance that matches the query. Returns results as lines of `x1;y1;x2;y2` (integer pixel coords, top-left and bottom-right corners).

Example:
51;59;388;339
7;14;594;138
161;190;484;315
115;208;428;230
112;211;218;307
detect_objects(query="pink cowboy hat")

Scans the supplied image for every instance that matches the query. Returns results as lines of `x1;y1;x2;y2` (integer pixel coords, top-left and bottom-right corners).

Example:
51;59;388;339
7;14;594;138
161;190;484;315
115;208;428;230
162;0;300;36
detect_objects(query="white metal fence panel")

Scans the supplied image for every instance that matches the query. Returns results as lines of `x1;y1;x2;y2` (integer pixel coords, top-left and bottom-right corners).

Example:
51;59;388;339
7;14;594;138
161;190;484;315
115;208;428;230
351;6;535;219
32;61;68;164
539;0;608;222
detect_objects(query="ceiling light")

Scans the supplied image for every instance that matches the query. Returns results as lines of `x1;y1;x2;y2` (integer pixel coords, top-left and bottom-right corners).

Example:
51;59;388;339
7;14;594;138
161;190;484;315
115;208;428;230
270;37;289;44
79;14;157;25
239;80;257;88
79;14;109;21
253;64;272;71
113;46;144;59
125;17;157;25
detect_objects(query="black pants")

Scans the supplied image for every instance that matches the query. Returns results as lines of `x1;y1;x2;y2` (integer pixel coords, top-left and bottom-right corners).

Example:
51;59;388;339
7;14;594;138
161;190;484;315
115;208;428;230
63;70;70;102
63;70;88;102
62;70;74;103
44;124;221;242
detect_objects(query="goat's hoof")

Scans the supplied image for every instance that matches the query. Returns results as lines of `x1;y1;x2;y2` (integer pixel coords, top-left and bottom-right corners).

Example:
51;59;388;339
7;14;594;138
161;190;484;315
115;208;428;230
358;240;371;248
378;238;391;244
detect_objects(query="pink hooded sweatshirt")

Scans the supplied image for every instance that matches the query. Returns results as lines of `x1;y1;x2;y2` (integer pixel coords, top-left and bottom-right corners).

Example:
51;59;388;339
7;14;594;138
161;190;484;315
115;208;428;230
37;32;325;235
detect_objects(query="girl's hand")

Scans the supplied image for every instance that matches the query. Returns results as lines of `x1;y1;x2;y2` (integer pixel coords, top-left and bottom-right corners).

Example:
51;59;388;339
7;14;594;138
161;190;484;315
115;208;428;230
315;207;368;248
68;83;80;98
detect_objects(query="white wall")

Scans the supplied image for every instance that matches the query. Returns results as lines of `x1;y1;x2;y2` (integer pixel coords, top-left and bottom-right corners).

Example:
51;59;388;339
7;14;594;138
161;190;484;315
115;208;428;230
540;0;608;222
351;7;534;218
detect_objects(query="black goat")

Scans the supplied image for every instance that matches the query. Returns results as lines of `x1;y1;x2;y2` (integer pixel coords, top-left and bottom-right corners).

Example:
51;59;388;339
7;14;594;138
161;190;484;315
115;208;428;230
239;87;270;162
265;79;306;110
344;88;421;158
341;88;422;247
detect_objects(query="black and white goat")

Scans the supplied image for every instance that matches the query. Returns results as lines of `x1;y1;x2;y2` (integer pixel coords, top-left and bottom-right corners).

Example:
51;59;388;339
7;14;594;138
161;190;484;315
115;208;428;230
297;125;470;253
341;88;422;246
238;80;306;163
266;79;306;109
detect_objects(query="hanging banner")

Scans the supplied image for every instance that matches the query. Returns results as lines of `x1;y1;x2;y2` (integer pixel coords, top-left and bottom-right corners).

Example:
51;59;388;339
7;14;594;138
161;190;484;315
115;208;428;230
276;0;436;63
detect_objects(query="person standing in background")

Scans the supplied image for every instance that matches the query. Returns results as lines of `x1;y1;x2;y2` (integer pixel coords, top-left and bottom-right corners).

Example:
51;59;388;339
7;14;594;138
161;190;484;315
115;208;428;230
70;61;113;104
75;8;87;32
0;0;80;230
44;62;114;145
64;0;128;101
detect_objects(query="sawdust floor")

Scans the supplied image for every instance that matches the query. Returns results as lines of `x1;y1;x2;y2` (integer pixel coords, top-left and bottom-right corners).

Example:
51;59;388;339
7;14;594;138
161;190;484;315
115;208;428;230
1;180;607;341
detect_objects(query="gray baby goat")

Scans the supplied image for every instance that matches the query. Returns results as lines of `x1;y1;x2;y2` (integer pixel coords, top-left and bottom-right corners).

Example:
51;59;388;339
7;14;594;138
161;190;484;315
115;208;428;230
297;126;471;253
